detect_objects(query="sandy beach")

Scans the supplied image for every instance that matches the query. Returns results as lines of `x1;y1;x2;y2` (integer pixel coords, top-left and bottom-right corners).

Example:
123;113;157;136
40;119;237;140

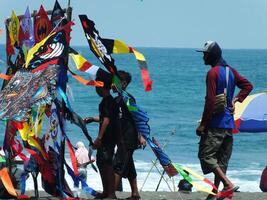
19;191;267;200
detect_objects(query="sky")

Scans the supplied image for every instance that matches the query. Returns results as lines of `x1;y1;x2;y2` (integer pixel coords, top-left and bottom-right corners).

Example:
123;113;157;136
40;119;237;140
0;0;267;49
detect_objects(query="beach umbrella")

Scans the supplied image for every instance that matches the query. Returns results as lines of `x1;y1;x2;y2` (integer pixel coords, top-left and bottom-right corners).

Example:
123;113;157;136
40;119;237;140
234;92;267;133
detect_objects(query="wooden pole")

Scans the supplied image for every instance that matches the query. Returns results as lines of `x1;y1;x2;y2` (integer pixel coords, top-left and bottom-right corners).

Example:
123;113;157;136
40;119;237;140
59;4;72;196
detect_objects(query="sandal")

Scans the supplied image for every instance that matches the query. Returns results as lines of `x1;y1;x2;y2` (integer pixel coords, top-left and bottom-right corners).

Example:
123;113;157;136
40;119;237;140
217;186;239;200
126;195;141;200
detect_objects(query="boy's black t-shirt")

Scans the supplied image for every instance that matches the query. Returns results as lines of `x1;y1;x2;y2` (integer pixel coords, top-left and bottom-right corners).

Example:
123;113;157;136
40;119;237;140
99;95;119;145
115;93;139;150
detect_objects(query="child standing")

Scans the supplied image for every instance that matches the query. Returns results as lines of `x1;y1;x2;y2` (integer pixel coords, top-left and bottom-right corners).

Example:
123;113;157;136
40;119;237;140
92;72;119;199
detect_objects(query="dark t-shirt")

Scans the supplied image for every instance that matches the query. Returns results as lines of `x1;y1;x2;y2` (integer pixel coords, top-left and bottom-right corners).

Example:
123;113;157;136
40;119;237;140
99;95;119;145
115;93;139;150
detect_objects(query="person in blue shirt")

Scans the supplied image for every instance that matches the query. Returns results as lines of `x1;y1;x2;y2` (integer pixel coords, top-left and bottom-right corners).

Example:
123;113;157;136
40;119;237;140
196;41;253;200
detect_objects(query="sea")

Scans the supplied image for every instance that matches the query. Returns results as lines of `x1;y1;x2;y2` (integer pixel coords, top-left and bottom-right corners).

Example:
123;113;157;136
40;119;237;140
0;45;266;193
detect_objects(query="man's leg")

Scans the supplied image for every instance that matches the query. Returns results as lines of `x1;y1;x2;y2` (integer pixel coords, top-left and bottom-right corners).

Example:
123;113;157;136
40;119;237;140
216;131;234;190
213;167;233;189
198;128;227;200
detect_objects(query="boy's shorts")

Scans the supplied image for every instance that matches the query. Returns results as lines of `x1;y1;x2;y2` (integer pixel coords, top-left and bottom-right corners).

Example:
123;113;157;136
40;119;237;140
113;147;137;180
96;145;115;168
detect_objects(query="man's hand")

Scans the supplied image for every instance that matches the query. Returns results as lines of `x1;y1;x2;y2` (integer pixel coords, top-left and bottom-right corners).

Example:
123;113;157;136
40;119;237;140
84;117;95;124
93;137;102;149
196;125;205;136
229;97;239;115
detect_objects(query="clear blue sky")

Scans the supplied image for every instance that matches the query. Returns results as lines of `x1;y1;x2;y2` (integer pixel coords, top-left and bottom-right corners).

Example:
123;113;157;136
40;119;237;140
1;0;267;48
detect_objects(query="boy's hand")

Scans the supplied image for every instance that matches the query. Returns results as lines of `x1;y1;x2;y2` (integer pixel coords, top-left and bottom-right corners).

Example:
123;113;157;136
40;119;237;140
139;134;146;149
84;117;95;124
93;137;102;149
139;135;146;146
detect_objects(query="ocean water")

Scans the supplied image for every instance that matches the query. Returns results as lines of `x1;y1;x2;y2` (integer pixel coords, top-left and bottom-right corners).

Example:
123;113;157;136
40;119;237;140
0;45;266;192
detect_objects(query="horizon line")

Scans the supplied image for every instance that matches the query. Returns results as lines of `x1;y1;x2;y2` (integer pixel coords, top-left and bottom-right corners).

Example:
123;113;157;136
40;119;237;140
0;43;267;50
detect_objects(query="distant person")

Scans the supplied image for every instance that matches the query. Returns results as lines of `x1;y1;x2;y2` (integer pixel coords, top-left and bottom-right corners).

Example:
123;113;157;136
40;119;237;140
196;41;253;200
74;141;95;190
178;170;193;192
260;166;267;192
112;70;146;200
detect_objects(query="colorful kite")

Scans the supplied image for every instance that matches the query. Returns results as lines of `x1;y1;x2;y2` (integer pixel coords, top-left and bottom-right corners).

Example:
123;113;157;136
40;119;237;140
34;5;52;43
79;15;118;74
5;24;15;57
102;39;152;91
20;7;35;51
8;10;20;47
51;0;67;28
26;21;73;72
0;65;59;121
79;15;152;91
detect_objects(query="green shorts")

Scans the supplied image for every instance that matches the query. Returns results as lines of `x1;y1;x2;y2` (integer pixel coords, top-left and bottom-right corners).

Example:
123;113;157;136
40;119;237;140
198;128;233;174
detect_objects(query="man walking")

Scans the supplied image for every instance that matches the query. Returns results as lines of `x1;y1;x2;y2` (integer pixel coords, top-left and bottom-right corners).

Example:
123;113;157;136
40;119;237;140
196;41;253;200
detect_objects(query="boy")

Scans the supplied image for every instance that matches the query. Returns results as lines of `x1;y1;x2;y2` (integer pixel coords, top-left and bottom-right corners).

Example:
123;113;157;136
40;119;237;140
91;71;119;199
113;70;146;200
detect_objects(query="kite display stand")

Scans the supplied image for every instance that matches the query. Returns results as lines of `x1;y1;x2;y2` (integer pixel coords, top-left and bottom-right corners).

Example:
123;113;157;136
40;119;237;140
139;129;176;192
3;1;73;198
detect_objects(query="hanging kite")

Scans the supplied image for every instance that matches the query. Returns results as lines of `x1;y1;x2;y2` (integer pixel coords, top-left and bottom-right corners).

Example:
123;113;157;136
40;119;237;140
25;21;73;72
0;2;102;198
79;15;153;91
5;24;15;57
34;5;52;43
51;0;67;28
20;7;35;51
102;39;152;91
78;15;117;74
0;65;59;121
8;10;20;47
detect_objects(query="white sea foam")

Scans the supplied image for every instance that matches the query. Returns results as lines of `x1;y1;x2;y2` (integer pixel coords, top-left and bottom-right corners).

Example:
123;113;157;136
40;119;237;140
24;159;263;193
